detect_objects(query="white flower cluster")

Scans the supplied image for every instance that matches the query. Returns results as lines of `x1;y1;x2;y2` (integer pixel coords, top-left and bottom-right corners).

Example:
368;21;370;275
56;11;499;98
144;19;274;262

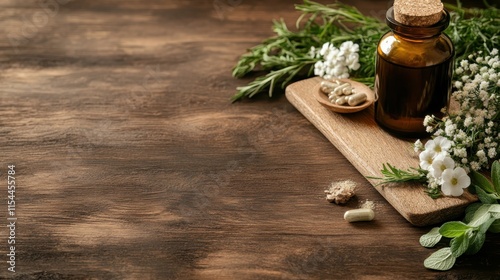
310;41;361;80
424;49;500;173
417;137;470;196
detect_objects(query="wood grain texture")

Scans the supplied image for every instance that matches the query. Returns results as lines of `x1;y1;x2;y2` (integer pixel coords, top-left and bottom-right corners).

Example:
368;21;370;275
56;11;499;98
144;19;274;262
286;77;477;226
0;0;498;279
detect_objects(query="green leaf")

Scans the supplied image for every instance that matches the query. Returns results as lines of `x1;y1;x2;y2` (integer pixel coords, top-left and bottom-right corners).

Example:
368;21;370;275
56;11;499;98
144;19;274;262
424;247;456;271
464;203;482;223
475;185;498;204
465;230;486;255
439;221;471;238
450;230;471;257
479;218;496;234
419;227;442;248
488;220;500;233
468;205;493;227
489;204;500;219
492;161;500;194
471;170;495;194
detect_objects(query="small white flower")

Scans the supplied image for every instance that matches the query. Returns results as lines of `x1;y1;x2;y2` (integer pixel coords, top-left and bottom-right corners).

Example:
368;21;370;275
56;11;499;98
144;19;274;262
314;61;326;77
441;167;470;196
488;148;497;159
460;60;469;69
431;156;455;179
423;115;434;126
319;42;331;56
445;123;456;136
490;72;498;81
313;41;361;80
326;48;341;64
339;41;359;55
469;63;479;73
470;161;480;171
425;136;452;158
419;149;436;170
476;150;486;160
454;81;463;89
463;116;473;127
309;47;315;57
414;139;424;152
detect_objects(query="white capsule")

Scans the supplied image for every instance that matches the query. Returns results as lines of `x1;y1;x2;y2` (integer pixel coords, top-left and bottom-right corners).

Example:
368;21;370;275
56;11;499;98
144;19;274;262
344;208;375;222
320;81;340;94
347;92;368;106
335;96;349;105
333;83;351;95
342;86;353;95
328;94;340;103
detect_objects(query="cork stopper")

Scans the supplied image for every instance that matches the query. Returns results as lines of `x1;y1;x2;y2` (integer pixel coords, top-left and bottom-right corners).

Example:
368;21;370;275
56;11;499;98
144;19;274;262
393;0;444;26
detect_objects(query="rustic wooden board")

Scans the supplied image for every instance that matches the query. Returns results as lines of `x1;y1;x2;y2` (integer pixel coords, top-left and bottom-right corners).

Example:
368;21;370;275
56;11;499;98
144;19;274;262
286;77;477;226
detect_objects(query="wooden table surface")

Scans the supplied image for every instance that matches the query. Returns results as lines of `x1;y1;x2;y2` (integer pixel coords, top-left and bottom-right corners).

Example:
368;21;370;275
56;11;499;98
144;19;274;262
0;0;498;279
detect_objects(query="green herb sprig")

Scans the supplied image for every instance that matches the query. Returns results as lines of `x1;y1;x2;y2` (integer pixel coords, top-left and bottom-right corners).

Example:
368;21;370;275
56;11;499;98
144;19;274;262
367;163;428;185
420;161;500;271
231;0;386;101
445;2;500;63
232;0;499;101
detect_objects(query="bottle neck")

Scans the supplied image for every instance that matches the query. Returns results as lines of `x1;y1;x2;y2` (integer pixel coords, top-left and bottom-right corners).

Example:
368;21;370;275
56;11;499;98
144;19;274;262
386;7;450;40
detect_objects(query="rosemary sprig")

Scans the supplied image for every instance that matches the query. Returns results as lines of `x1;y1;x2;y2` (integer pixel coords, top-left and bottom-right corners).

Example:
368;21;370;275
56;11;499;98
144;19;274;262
231;60;315;101
367;163;428;185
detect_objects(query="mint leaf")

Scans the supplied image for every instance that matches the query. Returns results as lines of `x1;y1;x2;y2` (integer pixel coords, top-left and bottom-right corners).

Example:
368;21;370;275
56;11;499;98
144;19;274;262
439;221;471;238
465;230;486;255
479;218;496;234
464;203;482;223
489;204;500;219
475;185;498;204
420;227;442;248
492;161;500;194
468;205;493;227
471;170;495;194
424;247;456;271
488;220;500;233
450;230;471;257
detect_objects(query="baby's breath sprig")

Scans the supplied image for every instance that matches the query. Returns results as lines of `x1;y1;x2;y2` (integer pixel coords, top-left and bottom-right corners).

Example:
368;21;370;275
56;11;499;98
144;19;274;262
428;49;500;173
373;49;500;199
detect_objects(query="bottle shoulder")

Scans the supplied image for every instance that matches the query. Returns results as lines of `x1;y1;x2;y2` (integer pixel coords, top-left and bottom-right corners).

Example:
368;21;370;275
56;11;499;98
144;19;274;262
377;32;454;67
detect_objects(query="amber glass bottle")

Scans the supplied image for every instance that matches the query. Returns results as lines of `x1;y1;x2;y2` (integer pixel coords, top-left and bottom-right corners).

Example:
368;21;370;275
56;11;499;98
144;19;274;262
374;7;454;138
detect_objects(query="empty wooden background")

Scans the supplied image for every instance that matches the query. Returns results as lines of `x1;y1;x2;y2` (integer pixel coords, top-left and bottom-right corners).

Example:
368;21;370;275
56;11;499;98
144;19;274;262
0;0;498;279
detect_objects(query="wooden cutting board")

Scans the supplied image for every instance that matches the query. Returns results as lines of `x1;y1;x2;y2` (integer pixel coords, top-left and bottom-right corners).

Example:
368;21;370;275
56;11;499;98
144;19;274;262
286;77;477;226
